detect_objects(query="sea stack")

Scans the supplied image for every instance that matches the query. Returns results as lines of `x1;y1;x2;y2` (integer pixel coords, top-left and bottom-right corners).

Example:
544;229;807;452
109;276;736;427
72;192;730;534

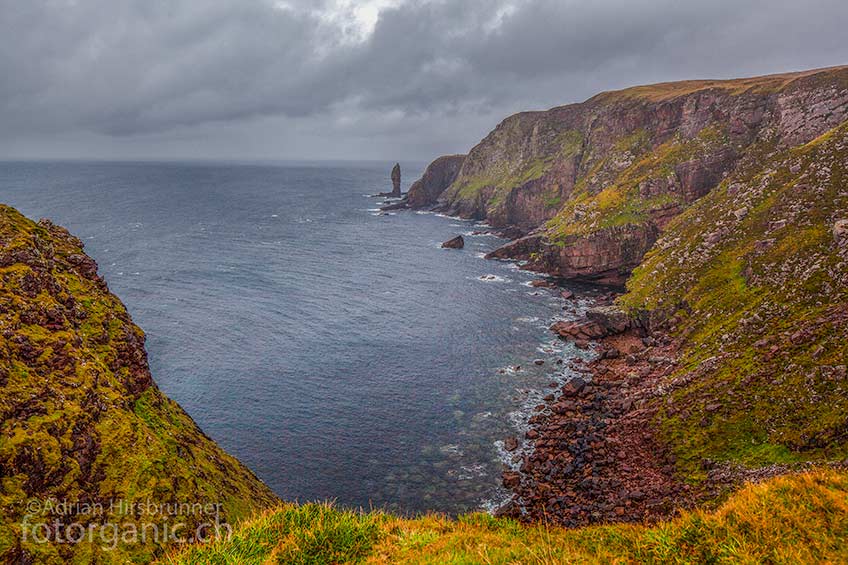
390;162;401;197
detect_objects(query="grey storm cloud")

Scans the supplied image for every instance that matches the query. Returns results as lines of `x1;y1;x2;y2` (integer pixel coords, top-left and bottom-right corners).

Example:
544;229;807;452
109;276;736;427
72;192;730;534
2;0;848;159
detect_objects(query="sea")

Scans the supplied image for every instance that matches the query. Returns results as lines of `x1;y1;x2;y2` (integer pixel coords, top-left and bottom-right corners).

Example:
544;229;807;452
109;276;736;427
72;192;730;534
0;160;593;515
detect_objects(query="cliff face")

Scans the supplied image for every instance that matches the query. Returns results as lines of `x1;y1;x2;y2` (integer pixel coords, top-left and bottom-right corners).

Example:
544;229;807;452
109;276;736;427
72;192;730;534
436;66;848;283
0;207;277;564
405;154;466;208
441;66;848;514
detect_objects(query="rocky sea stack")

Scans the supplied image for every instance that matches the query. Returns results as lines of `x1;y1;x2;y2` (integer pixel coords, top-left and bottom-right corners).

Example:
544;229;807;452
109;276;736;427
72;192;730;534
390;162;401;197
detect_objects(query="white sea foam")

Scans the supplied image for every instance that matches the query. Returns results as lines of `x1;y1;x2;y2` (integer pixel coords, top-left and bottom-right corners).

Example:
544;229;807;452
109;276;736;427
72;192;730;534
477;274;509;283
439;444;463;456
456;463;488;480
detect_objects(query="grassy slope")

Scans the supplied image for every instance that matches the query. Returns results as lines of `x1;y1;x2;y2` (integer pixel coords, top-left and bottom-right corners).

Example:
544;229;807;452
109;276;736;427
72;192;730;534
0;206;277;564
620;120;848;477
169;469;848;564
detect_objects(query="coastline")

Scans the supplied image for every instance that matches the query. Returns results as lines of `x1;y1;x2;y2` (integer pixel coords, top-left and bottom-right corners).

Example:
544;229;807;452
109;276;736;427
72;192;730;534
391;200;786;526
379;196;673;522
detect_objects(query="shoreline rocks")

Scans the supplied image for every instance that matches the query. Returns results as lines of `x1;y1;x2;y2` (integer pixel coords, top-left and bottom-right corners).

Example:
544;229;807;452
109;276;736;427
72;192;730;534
500;318;692;526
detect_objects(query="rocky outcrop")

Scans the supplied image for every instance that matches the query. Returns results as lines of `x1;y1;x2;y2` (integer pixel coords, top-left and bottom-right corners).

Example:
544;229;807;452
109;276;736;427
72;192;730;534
441;235;464;249
0;206;277;563
442;66;848;282
487;224;659;286
550;305;636;342
406;154;465;208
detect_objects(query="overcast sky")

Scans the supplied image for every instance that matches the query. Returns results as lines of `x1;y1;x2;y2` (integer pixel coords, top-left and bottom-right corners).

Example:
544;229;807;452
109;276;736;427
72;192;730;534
2;0;847;161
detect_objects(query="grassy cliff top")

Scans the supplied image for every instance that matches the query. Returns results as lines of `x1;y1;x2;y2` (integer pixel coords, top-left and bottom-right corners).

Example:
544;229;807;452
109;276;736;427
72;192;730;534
168;468;848;564
587;65;848;104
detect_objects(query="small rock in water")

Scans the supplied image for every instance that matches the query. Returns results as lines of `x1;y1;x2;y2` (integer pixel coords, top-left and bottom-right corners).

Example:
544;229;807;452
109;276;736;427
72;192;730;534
504;437;519;452
561;290;575;299
534;359;545;366
441;235;464;249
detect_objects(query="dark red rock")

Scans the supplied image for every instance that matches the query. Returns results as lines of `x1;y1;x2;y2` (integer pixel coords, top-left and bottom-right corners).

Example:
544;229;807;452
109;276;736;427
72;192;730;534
441;235;464;249
406;155;466;208
503;471;522;490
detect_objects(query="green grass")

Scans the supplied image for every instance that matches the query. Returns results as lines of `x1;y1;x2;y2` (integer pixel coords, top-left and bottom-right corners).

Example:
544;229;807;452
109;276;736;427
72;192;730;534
168;469;848;564
170;504;384;565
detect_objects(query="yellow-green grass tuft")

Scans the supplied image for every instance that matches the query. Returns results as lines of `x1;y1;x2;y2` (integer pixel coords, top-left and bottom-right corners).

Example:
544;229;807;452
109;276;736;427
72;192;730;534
168;469;848;564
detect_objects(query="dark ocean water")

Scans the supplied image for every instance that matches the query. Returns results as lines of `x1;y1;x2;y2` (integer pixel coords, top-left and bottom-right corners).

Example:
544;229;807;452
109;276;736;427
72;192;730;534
0;160;592;515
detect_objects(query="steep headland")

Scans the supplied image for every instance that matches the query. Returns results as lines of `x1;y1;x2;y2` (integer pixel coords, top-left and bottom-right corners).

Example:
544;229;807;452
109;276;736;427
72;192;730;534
425;65;848;284
403;65;848;526
0;206;277;564
405;155;466;208
380;154;466;210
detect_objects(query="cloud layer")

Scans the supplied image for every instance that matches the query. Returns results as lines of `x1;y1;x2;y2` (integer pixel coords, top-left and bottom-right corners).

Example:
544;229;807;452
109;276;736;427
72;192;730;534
2;0;847;159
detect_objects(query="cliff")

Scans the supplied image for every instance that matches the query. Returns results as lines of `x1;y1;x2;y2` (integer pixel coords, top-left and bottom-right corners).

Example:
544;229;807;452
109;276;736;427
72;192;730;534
0;206;277;564
453;67;848;525
406;154;466;208
434;65;848;284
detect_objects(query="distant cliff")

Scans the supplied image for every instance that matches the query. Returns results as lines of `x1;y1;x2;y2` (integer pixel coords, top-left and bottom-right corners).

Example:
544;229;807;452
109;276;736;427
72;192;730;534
427;65;848;284
406;154;466;207
0;207;277;564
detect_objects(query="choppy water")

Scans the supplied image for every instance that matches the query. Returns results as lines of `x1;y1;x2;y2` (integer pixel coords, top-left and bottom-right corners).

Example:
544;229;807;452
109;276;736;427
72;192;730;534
0;160;593;515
